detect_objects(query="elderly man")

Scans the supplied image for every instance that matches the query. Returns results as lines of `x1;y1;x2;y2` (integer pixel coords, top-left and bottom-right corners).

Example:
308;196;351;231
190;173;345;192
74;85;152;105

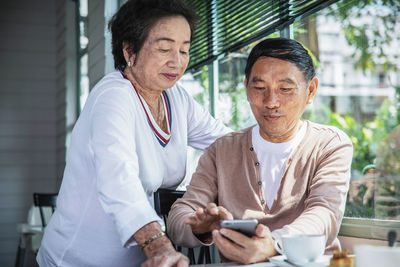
167;38;353;264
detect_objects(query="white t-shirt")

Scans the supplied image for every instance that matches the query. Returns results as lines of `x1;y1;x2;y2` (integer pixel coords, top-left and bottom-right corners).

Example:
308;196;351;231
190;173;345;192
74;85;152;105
37;71;230;267
252;123;306;209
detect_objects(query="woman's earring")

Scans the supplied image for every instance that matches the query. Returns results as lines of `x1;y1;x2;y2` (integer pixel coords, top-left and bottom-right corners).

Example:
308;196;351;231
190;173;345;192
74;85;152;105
128;62;131;67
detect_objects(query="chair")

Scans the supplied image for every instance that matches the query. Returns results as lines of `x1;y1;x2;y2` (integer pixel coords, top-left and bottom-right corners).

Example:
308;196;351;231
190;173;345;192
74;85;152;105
15;193;58;267
154;188;211;264
33;193;58;227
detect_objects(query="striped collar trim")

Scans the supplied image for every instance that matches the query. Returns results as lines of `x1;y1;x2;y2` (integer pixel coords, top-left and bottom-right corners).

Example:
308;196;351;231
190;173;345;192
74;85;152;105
121;72;172;147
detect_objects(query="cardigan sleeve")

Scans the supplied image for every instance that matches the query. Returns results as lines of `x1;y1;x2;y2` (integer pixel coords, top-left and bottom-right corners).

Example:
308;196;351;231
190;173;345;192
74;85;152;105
167;143;219;247
90;88;162;247
271;130;353;252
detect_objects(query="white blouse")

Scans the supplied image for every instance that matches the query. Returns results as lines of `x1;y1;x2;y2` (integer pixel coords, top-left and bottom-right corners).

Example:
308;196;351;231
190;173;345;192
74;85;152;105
37;71;230;267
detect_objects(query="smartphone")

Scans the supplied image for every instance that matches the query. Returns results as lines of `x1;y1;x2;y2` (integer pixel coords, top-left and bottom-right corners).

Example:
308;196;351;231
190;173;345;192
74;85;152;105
220;219;258;237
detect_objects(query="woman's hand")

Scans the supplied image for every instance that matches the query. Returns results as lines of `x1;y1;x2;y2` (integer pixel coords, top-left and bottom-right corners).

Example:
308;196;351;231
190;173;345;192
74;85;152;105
184;203;233;242
134;222;189;267
212;224;277;265
141;246;189;267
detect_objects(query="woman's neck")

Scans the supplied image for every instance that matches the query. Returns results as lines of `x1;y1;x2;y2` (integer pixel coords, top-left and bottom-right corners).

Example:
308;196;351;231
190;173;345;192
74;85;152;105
123;68;168;133
123;69;161;108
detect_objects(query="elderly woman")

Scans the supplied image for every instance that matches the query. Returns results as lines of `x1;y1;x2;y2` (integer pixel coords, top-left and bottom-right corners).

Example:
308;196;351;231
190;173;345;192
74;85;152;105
36;0;230;266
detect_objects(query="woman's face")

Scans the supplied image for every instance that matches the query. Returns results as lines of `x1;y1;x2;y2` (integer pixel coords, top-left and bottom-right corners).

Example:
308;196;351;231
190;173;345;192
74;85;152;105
128;15;191;93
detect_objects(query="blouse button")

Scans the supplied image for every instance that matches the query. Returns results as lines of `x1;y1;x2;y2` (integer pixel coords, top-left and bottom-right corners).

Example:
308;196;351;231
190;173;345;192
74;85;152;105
249;147;254;151
258;181;262;185
255;162;260;166
261;200;265;204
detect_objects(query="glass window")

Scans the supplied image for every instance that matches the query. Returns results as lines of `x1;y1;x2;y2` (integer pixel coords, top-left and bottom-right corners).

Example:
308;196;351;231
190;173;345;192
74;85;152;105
78;0;89;112
179;68;211;189
181;0;400;239
295;0;400;224
216;49;255;131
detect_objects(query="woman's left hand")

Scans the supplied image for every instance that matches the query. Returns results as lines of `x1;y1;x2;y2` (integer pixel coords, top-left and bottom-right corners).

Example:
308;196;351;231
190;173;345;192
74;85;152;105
212;224;277;265
141;248;189;267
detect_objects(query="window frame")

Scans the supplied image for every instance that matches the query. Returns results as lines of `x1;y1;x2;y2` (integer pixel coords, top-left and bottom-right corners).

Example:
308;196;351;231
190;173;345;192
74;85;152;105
340;218;400;240
188;1;400;241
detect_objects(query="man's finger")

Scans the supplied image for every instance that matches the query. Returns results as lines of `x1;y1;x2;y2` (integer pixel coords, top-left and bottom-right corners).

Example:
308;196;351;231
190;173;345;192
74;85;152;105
213;230;243;263
197;207;211;220
205;203;219;215
219;228;249;246
217;206;233;220
255;224;271;238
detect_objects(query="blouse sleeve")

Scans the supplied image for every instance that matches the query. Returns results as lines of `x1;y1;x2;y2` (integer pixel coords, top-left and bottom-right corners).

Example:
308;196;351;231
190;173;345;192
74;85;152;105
183;88;231;150
89;88;162;247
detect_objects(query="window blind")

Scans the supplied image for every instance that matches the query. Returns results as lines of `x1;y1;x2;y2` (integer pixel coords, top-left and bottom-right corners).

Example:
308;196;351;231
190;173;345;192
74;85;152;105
185;0;339;70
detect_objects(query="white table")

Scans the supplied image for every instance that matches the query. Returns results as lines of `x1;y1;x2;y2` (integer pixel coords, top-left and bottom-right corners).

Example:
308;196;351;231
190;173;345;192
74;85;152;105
191;262;277;267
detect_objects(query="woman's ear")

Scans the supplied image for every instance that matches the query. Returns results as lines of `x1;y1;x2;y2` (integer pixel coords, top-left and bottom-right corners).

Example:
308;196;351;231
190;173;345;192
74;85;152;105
122;42;135;67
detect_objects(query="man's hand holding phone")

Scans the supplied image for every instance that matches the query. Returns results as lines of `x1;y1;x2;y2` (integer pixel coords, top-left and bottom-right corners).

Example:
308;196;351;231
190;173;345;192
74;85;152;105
213;221;277;265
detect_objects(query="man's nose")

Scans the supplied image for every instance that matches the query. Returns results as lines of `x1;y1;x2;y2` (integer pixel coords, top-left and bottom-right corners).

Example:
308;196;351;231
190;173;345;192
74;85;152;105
263;91;280;109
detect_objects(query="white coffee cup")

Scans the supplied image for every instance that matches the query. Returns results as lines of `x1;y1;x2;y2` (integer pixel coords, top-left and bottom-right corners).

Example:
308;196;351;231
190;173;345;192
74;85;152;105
274;234;325;264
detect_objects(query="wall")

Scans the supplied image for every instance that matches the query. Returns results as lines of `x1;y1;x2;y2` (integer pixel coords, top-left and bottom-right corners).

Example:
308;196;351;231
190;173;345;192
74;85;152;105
56;0;78;188
0;0;124;265
0;0;58;265
88;0;116;88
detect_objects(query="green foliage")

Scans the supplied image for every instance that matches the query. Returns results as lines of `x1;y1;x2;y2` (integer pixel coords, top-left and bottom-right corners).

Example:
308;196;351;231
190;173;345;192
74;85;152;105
328;0;400;72
192;65;209;106
345;184;375;218
395;85;400;124
304;97;398;174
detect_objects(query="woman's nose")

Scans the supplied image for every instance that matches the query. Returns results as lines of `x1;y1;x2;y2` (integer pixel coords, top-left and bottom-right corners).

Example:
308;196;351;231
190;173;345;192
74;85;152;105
167;50;182;67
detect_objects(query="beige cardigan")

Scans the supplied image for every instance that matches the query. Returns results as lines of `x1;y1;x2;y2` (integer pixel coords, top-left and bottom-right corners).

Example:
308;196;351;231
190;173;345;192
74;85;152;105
167;121;353;253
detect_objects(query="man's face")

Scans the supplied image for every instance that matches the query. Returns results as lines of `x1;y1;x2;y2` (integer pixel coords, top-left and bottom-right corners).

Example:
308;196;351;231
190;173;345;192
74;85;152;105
245;57;317;143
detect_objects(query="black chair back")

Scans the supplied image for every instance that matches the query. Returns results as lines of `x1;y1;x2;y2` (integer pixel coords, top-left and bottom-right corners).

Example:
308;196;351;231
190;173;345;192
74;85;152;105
33;193;58;227
154;188;211;264
154;188;185;219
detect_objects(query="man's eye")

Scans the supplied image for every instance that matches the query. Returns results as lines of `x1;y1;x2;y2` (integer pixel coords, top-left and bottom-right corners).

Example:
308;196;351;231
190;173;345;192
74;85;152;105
159;49;170;53
180;51;188;55
254;87;264;90
281;88;293;92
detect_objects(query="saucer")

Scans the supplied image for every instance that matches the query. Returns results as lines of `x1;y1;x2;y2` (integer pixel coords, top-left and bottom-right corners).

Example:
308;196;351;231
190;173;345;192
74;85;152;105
269;255;331;267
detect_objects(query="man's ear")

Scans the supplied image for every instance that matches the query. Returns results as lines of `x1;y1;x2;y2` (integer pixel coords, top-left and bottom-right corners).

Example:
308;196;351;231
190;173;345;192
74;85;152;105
306;77;318;104
122;41;136;66
244;77;251;102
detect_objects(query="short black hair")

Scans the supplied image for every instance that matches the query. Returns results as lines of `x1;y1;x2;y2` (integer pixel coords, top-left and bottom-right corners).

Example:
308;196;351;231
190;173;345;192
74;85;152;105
108;0;197;72
245;37;315;83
